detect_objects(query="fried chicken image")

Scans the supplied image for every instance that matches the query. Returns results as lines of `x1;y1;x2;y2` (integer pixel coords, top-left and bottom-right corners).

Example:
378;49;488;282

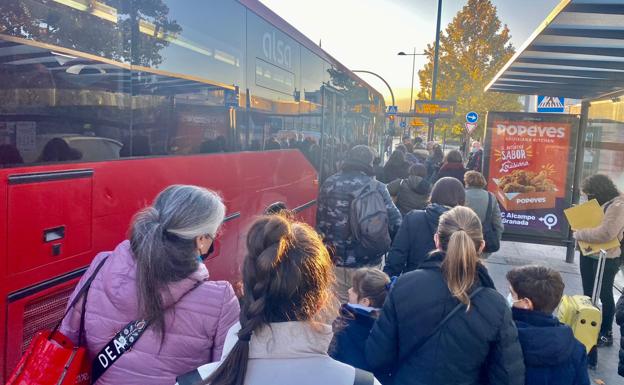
498;170;556;193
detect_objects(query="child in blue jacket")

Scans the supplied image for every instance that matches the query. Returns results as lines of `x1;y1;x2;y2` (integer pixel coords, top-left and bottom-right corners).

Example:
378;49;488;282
330;268;392;384
507;265;590;385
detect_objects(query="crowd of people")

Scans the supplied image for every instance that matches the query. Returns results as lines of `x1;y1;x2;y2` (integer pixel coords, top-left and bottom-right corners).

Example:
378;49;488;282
52;141;624;385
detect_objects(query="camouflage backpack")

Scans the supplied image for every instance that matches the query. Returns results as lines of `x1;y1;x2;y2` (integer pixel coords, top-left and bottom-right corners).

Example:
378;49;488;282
349;180;392;256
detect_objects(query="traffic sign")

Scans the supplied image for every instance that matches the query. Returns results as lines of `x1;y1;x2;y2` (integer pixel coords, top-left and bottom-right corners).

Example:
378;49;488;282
466;111;478;123
400;120;406;128
410;118;425;127
387;105;398;114
465;122;477;134
537;96;565;113
413;100;455;118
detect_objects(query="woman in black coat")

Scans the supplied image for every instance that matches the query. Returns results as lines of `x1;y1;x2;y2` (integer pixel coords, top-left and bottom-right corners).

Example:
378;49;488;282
384;177;465;277
435;149;467;183
382;149;410;183
367;206;525;385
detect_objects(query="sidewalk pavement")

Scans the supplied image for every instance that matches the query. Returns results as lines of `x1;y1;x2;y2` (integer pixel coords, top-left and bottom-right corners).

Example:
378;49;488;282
486;241;623;385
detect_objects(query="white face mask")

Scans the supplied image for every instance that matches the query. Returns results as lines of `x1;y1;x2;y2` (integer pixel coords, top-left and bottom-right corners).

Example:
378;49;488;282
506;293;515;308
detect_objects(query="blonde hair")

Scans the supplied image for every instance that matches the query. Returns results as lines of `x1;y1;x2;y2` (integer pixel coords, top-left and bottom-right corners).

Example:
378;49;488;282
464;171;487;189
437;206;483;308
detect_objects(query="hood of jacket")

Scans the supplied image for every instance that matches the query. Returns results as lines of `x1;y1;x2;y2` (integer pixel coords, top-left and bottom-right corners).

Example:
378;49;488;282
406;175;431;195
513;307;577;367
420;251;496;290
338;303;377;329
424;203;449;229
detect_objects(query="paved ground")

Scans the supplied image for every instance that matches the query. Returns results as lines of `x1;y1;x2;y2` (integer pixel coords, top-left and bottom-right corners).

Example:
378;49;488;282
486;241;623;384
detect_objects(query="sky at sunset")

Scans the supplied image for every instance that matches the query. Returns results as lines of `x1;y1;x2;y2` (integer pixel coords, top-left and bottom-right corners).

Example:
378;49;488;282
261;0;561;110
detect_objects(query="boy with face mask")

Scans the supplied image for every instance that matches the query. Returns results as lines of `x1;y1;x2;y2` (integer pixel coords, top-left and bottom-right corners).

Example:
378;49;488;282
506;266;590;385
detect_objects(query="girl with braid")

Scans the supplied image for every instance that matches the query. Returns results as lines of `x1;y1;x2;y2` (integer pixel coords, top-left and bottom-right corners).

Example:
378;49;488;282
178;215;381;385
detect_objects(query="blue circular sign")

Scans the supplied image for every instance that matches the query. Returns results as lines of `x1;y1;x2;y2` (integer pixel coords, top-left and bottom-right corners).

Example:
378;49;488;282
400;121;407;128
466;111;479;123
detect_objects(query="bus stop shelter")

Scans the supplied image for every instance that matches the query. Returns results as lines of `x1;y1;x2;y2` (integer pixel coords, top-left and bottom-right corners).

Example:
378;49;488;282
485;0;624;262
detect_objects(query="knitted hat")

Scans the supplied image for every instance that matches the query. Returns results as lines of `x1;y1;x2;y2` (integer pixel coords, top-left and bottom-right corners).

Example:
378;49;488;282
345;145;375;168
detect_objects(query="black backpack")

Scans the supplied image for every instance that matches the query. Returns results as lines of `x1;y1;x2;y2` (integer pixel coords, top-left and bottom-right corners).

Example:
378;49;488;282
349;180;392;256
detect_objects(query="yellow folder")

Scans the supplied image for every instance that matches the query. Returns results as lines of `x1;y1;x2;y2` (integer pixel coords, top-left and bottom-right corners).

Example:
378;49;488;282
564;199;620;256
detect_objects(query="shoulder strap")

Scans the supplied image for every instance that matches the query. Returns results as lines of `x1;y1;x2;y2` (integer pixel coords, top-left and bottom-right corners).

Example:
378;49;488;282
52;256;109;335
91;280;204;382
401;287;485;363
485;193;493;223
353;368;375;385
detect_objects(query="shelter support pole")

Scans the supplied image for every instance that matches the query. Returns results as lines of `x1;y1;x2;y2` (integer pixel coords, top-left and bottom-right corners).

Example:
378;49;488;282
565;100;589;263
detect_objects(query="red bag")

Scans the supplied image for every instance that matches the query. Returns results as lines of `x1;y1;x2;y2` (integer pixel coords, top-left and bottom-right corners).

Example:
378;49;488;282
6;258;107;385
6;330;91;385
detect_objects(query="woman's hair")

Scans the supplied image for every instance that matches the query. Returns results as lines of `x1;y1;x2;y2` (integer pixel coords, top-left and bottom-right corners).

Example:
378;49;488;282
437;206;483;308
205;215;336;385
431;144;443;162
386;149;406;166
444;149;463;164
409;164;427;178
581;174;620;205
130;185;225;339
351;268;390;308
464;171;487;189
430;177;465;207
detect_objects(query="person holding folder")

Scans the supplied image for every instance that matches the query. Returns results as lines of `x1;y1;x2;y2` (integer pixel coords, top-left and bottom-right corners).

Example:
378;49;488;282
574;174;624;348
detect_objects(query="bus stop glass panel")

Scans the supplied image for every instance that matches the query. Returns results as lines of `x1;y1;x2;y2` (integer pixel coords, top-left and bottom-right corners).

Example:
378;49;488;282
581;99;624;192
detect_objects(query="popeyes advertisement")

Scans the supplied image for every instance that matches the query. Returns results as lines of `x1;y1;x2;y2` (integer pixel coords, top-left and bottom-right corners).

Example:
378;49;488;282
483;112;579;241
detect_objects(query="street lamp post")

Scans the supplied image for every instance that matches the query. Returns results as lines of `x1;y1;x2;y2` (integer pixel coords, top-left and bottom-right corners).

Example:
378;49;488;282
429;0;443;142
397;49;427;112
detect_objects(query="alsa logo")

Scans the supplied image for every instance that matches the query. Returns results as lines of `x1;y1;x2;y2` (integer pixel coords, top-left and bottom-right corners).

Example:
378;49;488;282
496;124;566;138
263;32;292;69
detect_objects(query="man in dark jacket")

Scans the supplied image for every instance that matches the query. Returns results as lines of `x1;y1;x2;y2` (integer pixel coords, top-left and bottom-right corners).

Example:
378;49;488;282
384;177;465;276
467;141;484;172
387;164;431;215
507;266;590;385
617;293;624;377
367;252;525;385
317;145;402;303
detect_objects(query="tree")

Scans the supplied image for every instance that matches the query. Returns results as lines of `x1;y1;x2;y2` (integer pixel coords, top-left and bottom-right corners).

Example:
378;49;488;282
417;0;521;140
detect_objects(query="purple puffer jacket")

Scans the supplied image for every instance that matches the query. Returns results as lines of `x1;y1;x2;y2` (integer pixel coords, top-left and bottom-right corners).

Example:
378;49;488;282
59;241;240;385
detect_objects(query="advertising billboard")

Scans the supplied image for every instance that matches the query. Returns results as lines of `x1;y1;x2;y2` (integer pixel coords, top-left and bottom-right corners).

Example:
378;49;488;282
483;112;580;243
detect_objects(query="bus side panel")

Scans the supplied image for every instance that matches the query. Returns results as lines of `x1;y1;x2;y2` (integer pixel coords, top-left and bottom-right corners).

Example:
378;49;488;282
1;149;318;380
0;179;6;380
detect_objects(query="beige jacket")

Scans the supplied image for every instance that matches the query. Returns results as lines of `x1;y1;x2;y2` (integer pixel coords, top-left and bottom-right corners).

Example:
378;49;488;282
575;195;624;258
183;321;382;385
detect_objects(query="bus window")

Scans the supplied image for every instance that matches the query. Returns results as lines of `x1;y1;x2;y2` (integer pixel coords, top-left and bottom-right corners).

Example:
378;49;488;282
0;0;130;167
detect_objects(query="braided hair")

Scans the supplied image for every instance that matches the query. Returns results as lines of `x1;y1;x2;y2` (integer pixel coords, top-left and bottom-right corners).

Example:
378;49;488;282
204;215;336;385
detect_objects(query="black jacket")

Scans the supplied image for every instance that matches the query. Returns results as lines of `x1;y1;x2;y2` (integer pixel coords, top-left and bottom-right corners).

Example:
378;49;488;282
467;149;483;172
330;305;391;384
513;307;590;385
617;294;624;377
367;253;525;385
435;162;467;184
387;176;431;216
384;204;448;277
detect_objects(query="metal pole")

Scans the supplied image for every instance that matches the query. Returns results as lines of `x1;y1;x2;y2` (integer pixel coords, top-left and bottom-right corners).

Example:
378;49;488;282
565;101;589;263
353;70;395;107
410;47;416;112
428;0;443;142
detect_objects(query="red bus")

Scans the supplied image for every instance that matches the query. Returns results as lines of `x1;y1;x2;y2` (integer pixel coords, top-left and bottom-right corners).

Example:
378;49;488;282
0;0;386;379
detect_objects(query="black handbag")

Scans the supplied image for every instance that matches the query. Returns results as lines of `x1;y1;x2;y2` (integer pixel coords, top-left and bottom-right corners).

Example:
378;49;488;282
482;193;500;253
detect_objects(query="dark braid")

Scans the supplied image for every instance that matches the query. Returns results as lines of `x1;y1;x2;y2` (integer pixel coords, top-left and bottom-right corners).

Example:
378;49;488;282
204;215;335;385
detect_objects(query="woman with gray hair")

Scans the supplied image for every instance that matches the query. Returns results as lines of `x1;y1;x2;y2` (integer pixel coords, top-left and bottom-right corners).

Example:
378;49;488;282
60;185;240;385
